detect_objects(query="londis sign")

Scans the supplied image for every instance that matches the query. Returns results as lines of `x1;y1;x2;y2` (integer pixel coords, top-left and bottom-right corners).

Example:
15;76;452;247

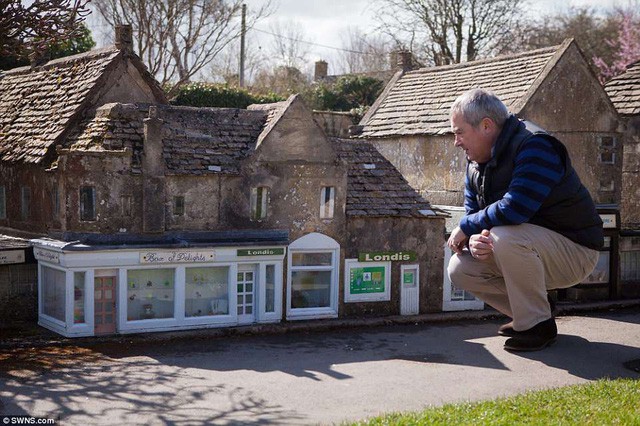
358;251;417;262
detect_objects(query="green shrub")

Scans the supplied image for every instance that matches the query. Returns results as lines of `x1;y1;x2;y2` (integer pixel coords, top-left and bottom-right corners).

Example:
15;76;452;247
169;83;284;109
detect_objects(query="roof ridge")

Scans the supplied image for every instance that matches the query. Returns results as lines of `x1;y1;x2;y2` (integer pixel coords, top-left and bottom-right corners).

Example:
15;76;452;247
407;43;560;76
1;46;121;76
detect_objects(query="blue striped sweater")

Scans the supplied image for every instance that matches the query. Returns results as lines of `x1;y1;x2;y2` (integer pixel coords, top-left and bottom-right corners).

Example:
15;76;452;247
459;135;566;237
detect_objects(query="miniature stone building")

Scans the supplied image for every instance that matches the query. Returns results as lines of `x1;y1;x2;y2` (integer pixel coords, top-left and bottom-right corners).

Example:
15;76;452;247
357;39;624;301
605;60;640;296
0;30;446;336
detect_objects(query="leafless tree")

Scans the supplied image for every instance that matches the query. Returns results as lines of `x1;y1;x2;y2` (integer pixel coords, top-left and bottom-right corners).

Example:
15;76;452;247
337;27;394;74
267;20;310;70
374;0;526;66
207;32;267;86
93;0;272;96
1;0;91;59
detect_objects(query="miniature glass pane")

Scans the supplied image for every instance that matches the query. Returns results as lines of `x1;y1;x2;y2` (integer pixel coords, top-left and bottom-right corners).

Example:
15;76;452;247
73;272;85;324
292;252;332;266
80;186;96;221
127;269;175;321
265;265;276;313
42;266;65;321
291;270;332;308
185;266;229;317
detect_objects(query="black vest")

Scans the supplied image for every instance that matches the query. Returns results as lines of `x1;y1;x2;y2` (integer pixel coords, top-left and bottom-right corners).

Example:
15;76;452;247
467;116;603;250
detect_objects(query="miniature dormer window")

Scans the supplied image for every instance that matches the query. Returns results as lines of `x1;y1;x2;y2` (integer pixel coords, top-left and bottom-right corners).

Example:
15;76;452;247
251;187;269;220
0;186;5;219
21;186;30;220
320;186;335;219
173;196;185;216
79;186;97;221
598;135;616;165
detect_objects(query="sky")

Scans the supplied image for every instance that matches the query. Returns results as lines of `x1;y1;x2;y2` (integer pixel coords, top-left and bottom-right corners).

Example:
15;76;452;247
248;0;624;73
88;0;627;78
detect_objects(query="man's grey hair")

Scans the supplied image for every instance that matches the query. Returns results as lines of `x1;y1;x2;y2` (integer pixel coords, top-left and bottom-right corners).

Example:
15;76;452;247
450;88;510;128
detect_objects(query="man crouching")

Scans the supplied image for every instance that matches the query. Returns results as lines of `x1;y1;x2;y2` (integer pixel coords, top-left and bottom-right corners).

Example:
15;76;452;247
447;88;603;352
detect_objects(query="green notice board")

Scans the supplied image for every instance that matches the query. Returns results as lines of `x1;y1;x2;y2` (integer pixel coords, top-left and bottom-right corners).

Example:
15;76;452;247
349;266;386;294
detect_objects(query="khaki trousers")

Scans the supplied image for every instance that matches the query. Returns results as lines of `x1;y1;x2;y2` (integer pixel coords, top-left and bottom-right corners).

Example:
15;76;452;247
447;223;599;331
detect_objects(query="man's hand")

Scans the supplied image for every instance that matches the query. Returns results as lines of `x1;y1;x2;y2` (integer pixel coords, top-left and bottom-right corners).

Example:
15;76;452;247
447;226;468;254
469;229;493;260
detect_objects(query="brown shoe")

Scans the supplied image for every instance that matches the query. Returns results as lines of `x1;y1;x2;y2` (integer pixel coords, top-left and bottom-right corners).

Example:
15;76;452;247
503;318;558;352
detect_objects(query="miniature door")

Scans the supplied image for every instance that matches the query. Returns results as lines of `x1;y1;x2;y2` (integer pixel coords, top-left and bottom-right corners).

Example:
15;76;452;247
95;276;117;334
237;265;256;324
400;264;419;315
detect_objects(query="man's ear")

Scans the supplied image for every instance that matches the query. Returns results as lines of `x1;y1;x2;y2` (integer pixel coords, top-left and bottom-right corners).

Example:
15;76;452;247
480;117;495;133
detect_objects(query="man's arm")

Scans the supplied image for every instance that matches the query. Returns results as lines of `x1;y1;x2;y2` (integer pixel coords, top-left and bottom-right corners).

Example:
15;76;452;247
459;136;565;237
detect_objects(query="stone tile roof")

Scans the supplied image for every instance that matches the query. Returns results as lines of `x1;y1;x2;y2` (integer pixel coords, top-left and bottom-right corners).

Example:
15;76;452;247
333;138;446;218
605;60;640;116
0;47;123;164
161;106;268;175
65;103;268;175
359;42;569;137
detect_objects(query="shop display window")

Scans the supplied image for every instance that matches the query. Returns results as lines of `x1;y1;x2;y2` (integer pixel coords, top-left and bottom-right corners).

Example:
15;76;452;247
127;269;175;320
42;266;65;321
185;266;230;317
291;252;334;309
265;265;276;313
74;272;86;324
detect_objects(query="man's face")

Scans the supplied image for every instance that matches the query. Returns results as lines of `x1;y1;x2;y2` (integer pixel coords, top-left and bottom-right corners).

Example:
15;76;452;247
451;113;495;163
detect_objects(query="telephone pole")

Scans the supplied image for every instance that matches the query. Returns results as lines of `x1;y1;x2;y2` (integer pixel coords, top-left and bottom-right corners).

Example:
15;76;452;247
239;3;246;87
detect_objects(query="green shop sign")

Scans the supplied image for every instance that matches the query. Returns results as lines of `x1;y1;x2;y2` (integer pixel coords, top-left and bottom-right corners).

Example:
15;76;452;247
358;251;417;262
349;266;386;294
237;248;285;257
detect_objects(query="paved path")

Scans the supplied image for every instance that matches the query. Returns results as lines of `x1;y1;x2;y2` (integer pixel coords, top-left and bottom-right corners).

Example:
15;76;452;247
1;309;639;425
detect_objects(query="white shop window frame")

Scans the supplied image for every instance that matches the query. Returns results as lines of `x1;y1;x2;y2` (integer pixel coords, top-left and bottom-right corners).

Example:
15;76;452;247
344;259;391;302
442;242;484;311
119;264;238;333
38;264;95;337
287;233;340;320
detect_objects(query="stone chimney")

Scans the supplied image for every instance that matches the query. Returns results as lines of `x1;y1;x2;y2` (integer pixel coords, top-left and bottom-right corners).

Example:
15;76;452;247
396;50;413;72
115;24;133;53
142;106;166;233
314;60;328;81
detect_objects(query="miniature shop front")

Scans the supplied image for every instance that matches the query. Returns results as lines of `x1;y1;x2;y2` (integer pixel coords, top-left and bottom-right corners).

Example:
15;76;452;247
33;233;286;337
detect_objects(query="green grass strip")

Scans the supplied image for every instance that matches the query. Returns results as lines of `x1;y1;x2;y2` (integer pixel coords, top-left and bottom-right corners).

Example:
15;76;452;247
349;378;640;426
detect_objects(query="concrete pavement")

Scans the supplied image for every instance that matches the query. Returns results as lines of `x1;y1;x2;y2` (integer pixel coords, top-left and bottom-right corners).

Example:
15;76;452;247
0;303;639;425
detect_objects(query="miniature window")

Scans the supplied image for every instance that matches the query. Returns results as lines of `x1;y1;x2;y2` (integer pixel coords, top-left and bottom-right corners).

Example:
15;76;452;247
184;266;230;317
0;186;5;219
122;196;132;217
251;187;269;220
74;272;86;324
52;186;60;219
126;268;175;321
173;196;185;216
290;252;335;309
319;186;335;219
80;186;96;221
598;136;616;164
42;266;66;322
599;179;615;192
21;186;30;220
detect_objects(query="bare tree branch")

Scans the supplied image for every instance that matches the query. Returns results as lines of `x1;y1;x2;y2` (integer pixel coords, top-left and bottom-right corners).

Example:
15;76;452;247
93;0;272;94
1;0;91;58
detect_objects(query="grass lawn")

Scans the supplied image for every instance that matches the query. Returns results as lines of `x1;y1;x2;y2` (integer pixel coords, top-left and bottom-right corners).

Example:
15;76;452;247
349;378;640;425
